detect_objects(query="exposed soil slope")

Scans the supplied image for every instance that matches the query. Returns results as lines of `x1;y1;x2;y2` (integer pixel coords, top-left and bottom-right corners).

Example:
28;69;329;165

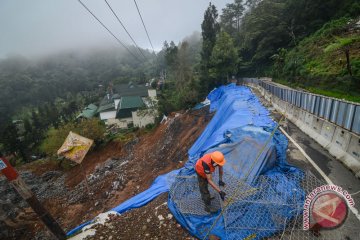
0;108;211;240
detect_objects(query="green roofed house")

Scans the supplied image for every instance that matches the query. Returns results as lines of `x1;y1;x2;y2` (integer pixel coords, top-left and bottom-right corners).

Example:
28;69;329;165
77;104;98;119
97;83;157;128
117;96;145;118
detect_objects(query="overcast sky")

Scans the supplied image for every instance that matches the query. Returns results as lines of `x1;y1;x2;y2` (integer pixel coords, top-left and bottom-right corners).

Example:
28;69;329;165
0;0;229;58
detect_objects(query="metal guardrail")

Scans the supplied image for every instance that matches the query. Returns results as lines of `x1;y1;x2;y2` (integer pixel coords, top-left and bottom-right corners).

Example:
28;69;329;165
243;78;360;135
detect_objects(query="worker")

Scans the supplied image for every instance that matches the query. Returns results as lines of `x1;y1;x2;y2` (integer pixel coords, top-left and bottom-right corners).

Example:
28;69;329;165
195;151;226;213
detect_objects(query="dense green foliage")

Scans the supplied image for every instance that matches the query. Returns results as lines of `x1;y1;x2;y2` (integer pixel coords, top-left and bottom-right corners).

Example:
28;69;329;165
237;0;359;72
274;18;360;101
40;119;106;156
199;4;221;96
198;0;360;100
157;34;202;114
0;47;153;124
0;47;154;161
210;31;239;84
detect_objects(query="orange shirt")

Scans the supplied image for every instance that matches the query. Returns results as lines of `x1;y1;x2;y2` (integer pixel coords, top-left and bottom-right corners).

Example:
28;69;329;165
195;154;215;179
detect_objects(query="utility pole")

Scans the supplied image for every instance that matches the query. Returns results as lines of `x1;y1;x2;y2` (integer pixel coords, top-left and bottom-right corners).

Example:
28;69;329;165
0;155;66;240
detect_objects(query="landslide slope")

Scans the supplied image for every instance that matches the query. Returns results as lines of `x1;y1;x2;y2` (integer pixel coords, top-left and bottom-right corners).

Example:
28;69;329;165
0;108;211;240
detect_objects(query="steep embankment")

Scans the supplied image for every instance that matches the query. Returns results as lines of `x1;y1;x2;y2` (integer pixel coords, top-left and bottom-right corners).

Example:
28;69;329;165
275;17;360;102
0;108;211;240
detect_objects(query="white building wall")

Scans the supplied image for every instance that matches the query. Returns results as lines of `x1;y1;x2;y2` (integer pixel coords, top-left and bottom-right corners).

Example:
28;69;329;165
132;110;156;128
107;117;133;128
114;99;121;110
100;111;116;120
148;89;157;99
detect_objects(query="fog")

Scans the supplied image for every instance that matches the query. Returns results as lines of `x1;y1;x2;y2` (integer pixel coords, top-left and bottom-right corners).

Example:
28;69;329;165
0;0;228;58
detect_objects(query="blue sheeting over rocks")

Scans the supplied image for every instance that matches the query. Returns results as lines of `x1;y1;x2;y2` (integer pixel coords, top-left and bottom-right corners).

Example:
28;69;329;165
68;85;304;239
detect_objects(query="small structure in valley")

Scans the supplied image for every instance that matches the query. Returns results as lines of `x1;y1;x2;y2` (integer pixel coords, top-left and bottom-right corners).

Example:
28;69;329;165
97;83;157;129
77;104;98;119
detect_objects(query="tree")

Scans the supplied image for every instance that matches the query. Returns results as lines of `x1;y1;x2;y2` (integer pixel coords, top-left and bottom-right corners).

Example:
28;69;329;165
23;118;33;147
40;119;106;156
199;3;220;97
31;110;43;144
165;41;179;71
324;37;357;76
210;31;239;85
61;101;78;122
220;0;245;34
156;35;202;115
1;123;28;162
175;41;192;89
45;102;60;128
244;0;262;10
270;48;287;77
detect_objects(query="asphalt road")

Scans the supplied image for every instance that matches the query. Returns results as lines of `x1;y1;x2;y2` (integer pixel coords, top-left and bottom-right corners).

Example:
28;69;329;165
254;88;360;239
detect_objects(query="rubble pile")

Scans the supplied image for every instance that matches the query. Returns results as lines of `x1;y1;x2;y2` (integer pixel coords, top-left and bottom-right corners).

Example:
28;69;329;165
1;108;211;239
83;194;196;240
0;171;66;239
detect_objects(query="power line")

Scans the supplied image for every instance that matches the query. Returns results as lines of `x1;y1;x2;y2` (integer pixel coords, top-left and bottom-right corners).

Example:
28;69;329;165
133;0;155;53
104;0;148;61
78;0;142;63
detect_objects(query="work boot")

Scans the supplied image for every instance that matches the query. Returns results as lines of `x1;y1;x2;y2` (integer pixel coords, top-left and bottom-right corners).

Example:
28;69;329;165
204;205;217;213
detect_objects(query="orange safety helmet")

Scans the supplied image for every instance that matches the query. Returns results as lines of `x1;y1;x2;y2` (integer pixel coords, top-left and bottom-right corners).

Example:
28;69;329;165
211;151;226;166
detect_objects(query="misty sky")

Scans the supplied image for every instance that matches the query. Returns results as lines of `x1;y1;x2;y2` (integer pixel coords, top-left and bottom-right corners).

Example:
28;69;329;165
0;0;229;58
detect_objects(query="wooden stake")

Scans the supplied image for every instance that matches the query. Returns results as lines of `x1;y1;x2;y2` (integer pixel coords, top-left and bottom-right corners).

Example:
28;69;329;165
0;156;66;240
80;162;92;200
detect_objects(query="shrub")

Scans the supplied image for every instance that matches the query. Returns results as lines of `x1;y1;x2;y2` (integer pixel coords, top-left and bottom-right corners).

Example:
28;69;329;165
40;118;105;156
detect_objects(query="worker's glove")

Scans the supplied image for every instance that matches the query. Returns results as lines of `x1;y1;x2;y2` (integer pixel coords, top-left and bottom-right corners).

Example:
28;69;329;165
219;191;226;201
219;180;225;187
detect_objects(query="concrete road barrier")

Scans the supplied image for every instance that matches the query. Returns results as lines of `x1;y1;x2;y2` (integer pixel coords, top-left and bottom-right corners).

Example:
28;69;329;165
251;84;360;178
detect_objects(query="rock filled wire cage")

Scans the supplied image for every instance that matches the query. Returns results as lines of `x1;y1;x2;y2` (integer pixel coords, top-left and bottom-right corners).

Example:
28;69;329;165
169;170;356;240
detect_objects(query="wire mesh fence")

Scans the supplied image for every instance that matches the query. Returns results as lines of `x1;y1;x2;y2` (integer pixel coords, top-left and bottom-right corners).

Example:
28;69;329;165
169;170;357;239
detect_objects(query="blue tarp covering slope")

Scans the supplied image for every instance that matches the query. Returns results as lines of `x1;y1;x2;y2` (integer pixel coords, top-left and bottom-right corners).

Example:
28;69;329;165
168;85;304;239
68;85;304;239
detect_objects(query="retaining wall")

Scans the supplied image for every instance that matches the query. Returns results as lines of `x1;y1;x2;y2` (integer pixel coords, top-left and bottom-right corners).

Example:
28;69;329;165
246;80;360;178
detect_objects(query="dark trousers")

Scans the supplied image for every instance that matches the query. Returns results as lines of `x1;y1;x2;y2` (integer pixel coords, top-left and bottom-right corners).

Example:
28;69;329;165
197;174;211;206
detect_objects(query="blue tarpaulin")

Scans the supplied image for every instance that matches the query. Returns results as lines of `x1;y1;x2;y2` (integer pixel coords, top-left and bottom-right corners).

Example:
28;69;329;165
68;85;304;239
168;85;304;239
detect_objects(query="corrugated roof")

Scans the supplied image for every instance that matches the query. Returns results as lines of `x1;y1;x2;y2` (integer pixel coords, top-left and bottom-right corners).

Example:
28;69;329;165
77;104;98;119
97;102;115;113
116;96;145;119
114;84;149;97
77;110;95;119
97;84;150;118
112;94;121;100
119;96;145;109
86;104;98;110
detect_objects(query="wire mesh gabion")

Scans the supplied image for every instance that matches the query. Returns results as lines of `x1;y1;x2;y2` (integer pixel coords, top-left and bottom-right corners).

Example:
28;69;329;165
169;170;357;239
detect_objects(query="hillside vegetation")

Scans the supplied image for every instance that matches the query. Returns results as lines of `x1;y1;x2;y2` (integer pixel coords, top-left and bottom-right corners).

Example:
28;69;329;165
0;47;154;126
273;18;360;102
1;0;360;164
204;0;360;101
